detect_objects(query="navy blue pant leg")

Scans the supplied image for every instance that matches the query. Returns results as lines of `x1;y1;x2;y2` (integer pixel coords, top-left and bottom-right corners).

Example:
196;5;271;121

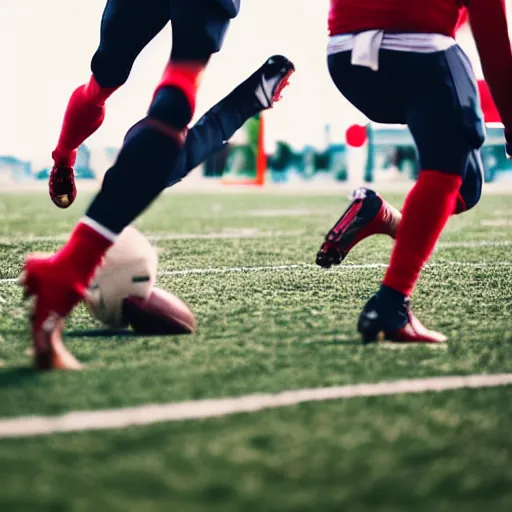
168;0;234;61
170;83;260;186
86;0;235;233
91;0;169;88
328;45;485;213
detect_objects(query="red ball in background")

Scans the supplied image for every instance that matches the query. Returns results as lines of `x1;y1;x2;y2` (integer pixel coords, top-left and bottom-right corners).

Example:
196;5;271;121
346;124;368;148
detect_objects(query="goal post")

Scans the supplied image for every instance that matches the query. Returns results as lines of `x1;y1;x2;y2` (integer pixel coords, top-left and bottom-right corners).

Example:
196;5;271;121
221;112;266;186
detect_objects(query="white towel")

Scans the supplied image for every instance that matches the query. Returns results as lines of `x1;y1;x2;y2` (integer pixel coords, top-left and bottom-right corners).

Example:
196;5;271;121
327;32;457;72
351;30;384;71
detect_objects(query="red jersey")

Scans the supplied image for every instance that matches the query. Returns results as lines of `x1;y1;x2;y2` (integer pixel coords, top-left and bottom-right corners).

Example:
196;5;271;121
455;11;501;124
328;0;512;134
328;0;466;38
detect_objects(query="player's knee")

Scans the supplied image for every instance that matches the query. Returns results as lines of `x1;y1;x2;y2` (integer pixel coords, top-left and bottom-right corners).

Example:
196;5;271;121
454;151;484;214
148;86;193;131
458;105;486;162
455;186;482;214
466;118;486;152
91;48;133;88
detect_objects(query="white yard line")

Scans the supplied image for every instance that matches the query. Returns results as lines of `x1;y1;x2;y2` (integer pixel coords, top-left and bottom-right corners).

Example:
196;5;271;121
0;230;304;245
159;264;317;276
1;232;509;247
0;374;510;439
438;240;511;248
0;260;509;285
159;263;391;276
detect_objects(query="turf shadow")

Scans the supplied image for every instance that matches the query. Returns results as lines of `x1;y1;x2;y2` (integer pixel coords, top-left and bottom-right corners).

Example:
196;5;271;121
0;367;39;389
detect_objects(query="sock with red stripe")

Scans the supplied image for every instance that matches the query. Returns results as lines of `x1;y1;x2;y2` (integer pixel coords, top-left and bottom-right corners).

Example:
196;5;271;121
85;61;207;234
381;170;463;299
154;62;205;115
52;75;118;167
51;220;114;292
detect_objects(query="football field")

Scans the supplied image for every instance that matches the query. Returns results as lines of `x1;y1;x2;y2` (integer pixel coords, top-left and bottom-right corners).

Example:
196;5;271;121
0;188;511;511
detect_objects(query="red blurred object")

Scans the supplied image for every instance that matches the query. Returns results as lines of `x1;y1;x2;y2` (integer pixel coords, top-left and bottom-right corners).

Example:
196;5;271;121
455;8;469;31
346;124;368;148
455;10;501;124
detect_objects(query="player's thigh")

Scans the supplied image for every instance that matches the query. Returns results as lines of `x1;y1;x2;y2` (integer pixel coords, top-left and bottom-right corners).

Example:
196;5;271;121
407;46;485;175
327;50;410;124
168;0;234;60
92;0;169;87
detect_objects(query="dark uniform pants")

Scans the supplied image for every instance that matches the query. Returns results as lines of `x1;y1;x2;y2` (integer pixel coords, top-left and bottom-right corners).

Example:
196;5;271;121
328;44;485;212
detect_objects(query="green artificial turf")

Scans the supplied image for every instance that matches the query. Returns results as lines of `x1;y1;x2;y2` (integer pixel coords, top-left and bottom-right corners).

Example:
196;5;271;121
0;190;511;511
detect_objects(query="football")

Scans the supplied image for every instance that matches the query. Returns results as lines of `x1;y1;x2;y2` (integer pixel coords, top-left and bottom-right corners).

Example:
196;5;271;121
86;226;158;328
123;287;196;335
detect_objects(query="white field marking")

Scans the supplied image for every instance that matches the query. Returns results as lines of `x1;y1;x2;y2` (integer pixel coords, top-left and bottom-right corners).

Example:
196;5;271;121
437;240;511;249
149;229;305;241
480;220;512;228
158;263;392;277
0;264;382;284
378;342;448;351
0;229;304;245
159;264;318;276
1;232;509;248
0;374;510;439
0;260;510;286
245;209;329;217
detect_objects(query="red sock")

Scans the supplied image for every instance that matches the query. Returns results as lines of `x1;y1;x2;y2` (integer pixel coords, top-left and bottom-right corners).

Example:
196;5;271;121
52;221;113;289
383;171;463;297
52;76;118;167
453;192;467;215
154;62;206;116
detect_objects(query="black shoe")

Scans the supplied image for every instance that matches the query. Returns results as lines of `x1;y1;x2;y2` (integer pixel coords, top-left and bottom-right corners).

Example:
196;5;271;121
236;55;295;111
316;188;401;269
49;163;77;209
358;296;447;344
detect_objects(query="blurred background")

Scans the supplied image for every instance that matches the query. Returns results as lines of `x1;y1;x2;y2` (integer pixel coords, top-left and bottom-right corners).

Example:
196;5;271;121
0;0;511;189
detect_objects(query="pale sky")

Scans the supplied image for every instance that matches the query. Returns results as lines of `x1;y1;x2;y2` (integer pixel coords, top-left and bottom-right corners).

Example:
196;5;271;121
0;0;492;167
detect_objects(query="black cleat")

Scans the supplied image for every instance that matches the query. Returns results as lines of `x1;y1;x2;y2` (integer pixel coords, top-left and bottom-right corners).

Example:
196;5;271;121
49;164;77;209
316;188;401;268
234;55;295;111
358;296;447;344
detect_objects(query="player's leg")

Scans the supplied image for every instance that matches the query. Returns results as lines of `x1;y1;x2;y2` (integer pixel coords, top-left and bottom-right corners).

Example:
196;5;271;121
316;50;405;268
316;188;402;268
169;55;295;186
84;0;235;232
358;46;485;343
317;151;483;268
317;49;484;268
316;146;483;268
21;0;235;370
50;0;169;208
